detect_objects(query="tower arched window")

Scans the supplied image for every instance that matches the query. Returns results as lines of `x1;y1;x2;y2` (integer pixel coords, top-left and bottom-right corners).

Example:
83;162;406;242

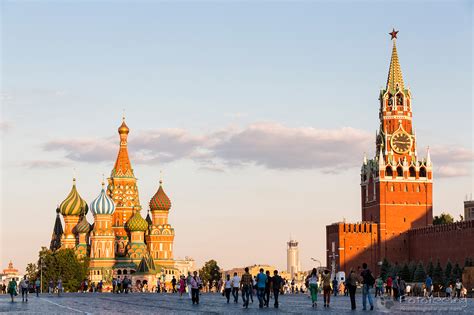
396;166;403;177
409;167;416;177
386;166;393;177
419;167;426;178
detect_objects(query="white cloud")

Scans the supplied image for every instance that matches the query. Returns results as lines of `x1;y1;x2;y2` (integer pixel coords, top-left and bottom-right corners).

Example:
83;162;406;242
22;160;71;169
430;145;474;178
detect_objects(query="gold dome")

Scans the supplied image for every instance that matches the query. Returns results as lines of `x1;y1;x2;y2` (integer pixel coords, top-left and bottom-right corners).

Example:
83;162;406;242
118;119;129;135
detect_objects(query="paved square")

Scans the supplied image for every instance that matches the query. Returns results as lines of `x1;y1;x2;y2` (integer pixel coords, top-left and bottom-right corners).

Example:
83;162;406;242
0;293;472;314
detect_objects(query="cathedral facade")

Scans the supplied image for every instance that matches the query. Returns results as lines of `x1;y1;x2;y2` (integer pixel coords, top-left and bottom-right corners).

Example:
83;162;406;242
50;119;186;285
326;30;474;274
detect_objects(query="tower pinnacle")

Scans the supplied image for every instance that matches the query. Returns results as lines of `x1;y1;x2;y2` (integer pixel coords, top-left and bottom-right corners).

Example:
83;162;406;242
386;29;404;93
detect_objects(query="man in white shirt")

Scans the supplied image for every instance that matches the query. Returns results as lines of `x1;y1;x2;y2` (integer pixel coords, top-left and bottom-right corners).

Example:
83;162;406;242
231;272;241;303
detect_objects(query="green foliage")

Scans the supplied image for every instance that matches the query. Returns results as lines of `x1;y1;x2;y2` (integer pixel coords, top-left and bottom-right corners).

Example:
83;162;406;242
26;263;39;282
390;263;401;278
452;263;462;282
413;262;426;282
408;261;417;282
35;247;89;292
426;260;434;277
400;263;411;282
380;258;391;281
444;261;453;285
432;260;444;287
199;259;222;291
433;213;454;225
464;258;473;268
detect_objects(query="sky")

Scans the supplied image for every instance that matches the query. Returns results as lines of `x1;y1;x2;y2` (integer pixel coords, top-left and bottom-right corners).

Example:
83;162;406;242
1;1;473;274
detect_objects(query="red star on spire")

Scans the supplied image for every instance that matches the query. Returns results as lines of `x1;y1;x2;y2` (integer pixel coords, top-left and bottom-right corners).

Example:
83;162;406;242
389;28;399;40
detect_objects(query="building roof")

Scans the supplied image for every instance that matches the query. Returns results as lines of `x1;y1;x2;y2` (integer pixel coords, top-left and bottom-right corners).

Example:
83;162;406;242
90;184;116;215
386;37;405;94
59;178;88;216
149;181;171;211
50;207;63;251
111;118;134;178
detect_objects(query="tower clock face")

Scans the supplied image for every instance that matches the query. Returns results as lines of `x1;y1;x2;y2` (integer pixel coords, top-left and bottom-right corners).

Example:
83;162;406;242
391;132;412;154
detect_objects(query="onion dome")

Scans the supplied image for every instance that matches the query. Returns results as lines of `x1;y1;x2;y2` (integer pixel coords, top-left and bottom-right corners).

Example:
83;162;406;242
149;180;171;211
127;211;148;232
118;118;129;135
60;178;88;216
90;183;116;215
73;215;91;234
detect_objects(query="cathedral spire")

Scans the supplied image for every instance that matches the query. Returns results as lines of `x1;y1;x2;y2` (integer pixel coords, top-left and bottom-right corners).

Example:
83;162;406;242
50;206;64;251
386;29;404;93
112;117;134;177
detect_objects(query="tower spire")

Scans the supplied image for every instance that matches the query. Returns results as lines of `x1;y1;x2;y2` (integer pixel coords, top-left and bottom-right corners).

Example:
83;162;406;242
112;117;133;177
386;29;404;93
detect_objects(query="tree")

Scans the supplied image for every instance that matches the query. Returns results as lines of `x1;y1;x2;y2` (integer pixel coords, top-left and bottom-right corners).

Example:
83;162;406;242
452;263;462;282
413;262;426;282
400;263;411;282
464;257;473;268
433;213;454;225
199;260;222;292
26;263;39;282
426;260;434;277
444;261;453;286
408;261;417;282
380;258;391;281
390;263;401;278
33;247;89;292
432;260;444;290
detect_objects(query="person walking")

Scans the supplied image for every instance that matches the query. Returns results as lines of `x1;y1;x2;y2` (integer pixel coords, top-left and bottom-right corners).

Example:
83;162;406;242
7;278;17;302
392;276;399;300
117;277;122;293
399;278;406;302
455;279;462;298
375;276;383;297
190;271;202;305
179;276;186;298
386;276;392;297
231;272;240;303
171;276;177;293
321;269;332;308
224;274;232;303
307;268;319;308
48;279;54;294
264;270;272;307
425;275;433;298
123;276;129;294
332;277;338;297
272;270;283;308
112;278;117;294
240;268;253;308
57;278;63;297
347;268;358;310
186;272;193;299
256;268;267;308
360;263;375;311
19;276;29;302
35;278;41;297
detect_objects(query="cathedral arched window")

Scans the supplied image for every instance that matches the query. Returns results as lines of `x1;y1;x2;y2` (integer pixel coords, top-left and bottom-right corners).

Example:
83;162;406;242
396;166;403;177
386;166;393;177
409;167;416;177
419;167;426;177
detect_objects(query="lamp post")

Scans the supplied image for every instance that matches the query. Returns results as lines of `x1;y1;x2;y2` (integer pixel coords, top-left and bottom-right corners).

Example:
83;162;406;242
40;257;44;294
311;258;323;273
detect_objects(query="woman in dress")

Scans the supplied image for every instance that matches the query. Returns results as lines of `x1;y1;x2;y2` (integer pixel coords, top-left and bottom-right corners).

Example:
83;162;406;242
7;279;17;302
306;268;319;308
179;276;186;297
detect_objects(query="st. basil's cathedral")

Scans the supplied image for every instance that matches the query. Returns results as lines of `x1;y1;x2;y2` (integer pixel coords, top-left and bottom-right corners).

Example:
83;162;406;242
49;118;193;285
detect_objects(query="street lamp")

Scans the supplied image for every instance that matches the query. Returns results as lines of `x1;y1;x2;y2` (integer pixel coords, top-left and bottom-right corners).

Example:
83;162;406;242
40;257;44;294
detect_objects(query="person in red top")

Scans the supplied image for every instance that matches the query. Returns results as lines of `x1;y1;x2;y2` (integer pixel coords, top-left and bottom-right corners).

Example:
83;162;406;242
386;276;393;296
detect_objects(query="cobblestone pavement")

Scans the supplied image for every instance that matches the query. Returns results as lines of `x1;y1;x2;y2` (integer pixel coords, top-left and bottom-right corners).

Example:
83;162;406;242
0;292;473;314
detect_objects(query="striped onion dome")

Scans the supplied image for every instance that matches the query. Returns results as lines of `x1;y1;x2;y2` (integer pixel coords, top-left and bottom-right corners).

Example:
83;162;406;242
149;180;171;211
60;178;88;216
73;215;91;234
127;211;148;232
90;183;116;215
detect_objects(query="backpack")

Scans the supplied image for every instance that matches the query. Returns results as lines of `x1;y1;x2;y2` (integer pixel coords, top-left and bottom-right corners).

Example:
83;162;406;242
366;271;375;286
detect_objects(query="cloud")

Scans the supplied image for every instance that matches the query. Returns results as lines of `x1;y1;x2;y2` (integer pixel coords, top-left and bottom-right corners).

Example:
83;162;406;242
22;160;71;169
430;145;474;178
41;122;373;173
0;121;12;132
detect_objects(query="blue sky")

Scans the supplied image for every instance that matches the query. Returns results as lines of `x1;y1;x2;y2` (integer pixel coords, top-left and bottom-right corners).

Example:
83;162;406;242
1;1;472;272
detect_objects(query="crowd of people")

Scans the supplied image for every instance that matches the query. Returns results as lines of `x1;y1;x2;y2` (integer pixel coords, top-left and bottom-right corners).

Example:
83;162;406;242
2;263;468;311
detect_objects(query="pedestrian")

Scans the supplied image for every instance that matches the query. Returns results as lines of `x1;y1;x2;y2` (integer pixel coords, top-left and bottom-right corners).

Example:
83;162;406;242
307;268;319;308
375;276;384;297
240;267;253;308
264;270;272;307
217;278;223;294
399;278;406;302
386;276;392;296
186;272;193;299
57;278;63;297
360;263;375;311
123;276;129;294
224;274;232;303
425;275;432;298
19;276;29;302
156;278;161;293
392;276;399;300
91;282;96;293
117;277;122;293
256;268;267;308
347;268;358;310
321;269;332;308
35;278;41;297
445;285;452;298
272;270;283;308
455;279;462;298
98;280;103;292
190;271;202;305
332;277;338;297
179;276;186;297
112;278;117;293
48;279;54;294
7;278;17;302
171;276;177;293
231;272;240;303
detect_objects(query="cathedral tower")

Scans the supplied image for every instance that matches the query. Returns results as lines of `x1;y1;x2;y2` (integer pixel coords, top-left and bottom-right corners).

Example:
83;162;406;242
107;118;141;256
59;178;88;249
360;29;433;263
